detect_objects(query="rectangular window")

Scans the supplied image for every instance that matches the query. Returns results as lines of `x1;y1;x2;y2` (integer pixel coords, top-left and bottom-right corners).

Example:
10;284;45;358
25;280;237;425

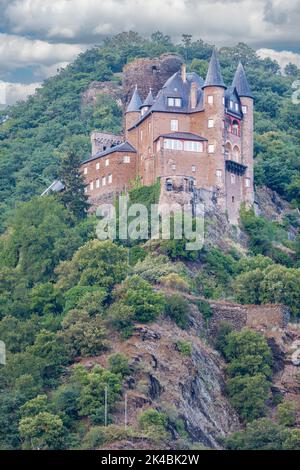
245;177;251;188
171;119;178;131
184;140;203;152
167;97;182;107
242;105;248;114
164;139;183;150
231;174;236;184
171;164;176;170
90;181;94;191
216;169;222;181
208;144;215;154
96;162;100;170
140;130;143;141
235;103;239;112
96;178;100;188
102;176;106;186
123;155;130;163
208;95;214;104
208;119;214;128
105;159;109;167
108;174;112;184
230;100;233;109
222;97;225;105
84;167;88;175
148;122;151;133
156;140;161;152
192;165;196;172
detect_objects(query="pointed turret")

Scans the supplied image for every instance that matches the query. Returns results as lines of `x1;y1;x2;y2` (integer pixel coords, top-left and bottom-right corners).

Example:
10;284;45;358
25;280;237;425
141;88;154;108
126;86;142;113
232;62;253;99
203;48;226;89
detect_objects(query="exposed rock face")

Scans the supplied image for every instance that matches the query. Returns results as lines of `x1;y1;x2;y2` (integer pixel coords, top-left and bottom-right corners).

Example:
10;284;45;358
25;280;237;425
81;319;240;449
123;54;184;104
81;80;123;107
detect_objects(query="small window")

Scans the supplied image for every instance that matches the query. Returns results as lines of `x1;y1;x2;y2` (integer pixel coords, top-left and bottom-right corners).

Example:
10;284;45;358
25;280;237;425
156;140;161;152
96;178;100;188
171;119;178;131
208;144;215;154
164;139;182;150
216;169;222;181
184;141;203;152
96;162;100;170
229;100;233;109
192;165;196;172
90;181;94;191
245;177;251;188
102;176;106;186
84;167;88;175
235;103;239;112
222;97;225;105
140;130;143;141
84;187;88;194
108;174;112;184
232;196;235;203
123;155;130;163
105;159;109;167
148;122;151;133
171;164;176;170
208;119;214;128
231;174;236;184
208;95;214;104
167;97;182;107
242;105;248;114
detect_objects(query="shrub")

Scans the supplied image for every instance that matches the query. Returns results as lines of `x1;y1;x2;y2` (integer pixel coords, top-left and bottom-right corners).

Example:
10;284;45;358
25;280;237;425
160;273;190;292
116;275;165;323
82;425;135;449
19;411;67;450
193;299;212;321
139;408;168;438
176;340;192;357
215;321;234;356
133;254;186;284
276;401;297;427
106;301;135;338
108;354;130;377
164;294;189;329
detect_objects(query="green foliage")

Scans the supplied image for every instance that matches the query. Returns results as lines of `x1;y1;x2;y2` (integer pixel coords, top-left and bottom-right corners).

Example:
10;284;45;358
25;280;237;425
132;254;186;284
19;411;67;450
234;264;300;316
164;294;190;329
276;401;297;427
108;353;131;377
193;299;213;321
160;273;190;292
115;275;165;323
106;301;135;338
176;340;192;357
138;408;169;441
82;424;135;450
215;321;234;356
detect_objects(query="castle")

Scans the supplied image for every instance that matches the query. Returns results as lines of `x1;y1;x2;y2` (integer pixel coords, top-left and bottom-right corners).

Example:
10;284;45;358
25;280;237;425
81;50;254;224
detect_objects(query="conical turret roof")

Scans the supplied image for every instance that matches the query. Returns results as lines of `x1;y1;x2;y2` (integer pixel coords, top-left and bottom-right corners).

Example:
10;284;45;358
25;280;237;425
126;86;142;113
203;48;226;89
232;62;253;98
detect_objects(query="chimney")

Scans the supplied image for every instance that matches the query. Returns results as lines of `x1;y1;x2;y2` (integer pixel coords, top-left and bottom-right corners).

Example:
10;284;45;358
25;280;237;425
181;63;187;83
190;82;197;109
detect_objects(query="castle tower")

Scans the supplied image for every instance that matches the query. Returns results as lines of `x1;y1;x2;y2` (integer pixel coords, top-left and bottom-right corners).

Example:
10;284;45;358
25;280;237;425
140;88;154;116
202;48;227;210
232;62;254;206
125;86;142;136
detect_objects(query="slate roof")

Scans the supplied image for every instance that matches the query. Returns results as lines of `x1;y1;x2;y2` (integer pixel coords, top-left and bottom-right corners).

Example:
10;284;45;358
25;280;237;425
203;48;226;89
232;62;253;98
128;71;205;129
82;141;137;164
126;87;142;113
141;89;154;108
154;132;208;142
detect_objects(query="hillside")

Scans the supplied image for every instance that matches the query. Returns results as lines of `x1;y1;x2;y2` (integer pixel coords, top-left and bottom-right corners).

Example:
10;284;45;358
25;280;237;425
0;32;300;450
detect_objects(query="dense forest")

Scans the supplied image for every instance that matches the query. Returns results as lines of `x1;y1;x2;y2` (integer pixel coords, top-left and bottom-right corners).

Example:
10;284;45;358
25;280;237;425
0;32;300;450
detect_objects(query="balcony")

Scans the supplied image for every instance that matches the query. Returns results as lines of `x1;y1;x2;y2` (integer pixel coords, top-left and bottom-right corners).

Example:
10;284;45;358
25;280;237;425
225;159;247;175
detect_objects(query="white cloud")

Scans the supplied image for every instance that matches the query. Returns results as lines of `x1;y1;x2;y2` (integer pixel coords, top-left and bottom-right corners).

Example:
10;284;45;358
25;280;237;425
257;48;300;71
0;80;41;105
0;33;84;71
1;0;299;49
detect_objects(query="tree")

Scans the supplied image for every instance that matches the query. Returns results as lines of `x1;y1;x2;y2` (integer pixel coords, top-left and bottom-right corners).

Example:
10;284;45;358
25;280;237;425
19;411;66;449
277;401;297;427
164;294;189;329
58;147;89;219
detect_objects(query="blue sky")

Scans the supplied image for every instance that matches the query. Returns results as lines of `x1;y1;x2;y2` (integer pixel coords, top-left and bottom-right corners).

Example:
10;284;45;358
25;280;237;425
0;0;300;104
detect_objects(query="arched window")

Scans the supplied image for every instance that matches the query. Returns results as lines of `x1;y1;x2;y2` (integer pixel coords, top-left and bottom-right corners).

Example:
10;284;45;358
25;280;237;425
233;145;240;163
232;120;239;136
225;142;232;159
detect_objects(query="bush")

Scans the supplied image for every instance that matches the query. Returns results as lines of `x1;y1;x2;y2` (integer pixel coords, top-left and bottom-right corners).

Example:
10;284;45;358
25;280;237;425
108;354;130;377
193;299;212;321
176;340;192;357
276;401;297;427
106;301;135;338
19;411;67;450
115;275;165;323
82;425;135;449
160;273;190;292
132;254;186;284
215;321;234;356
164;294;189;329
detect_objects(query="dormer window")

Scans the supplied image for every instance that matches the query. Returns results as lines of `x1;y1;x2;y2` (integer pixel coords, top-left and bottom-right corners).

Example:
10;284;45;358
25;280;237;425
167;97;182;107
235;103;239;112
229;100;233;109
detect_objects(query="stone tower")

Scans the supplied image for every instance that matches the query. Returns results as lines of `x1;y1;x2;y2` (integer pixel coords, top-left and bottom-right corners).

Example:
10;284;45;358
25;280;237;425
202;48;227;211
232;62;254;207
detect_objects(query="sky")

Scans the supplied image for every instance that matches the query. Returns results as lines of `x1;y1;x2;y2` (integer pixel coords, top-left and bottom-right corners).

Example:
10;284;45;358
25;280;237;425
0;0;300;105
